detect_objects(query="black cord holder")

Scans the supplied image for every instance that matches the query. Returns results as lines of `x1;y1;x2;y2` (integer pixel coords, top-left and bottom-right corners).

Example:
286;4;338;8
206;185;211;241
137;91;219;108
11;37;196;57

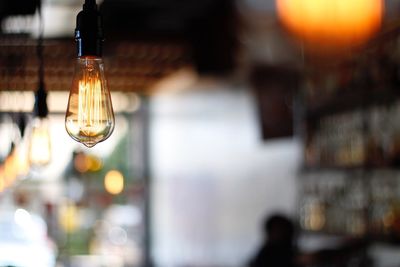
33;81;48;118
33;0;48;118
75;0;104;57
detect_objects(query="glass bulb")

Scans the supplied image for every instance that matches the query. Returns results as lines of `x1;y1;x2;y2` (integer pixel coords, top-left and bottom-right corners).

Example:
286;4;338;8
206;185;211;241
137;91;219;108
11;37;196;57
28;117;51;167
0;116;16;161
4;153;17;186
12;141;30;179
65;56;115;148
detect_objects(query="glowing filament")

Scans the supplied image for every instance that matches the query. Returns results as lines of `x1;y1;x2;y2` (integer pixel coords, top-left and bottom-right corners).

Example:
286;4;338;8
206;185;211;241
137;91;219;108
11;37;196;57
65;57;115;147
78;76;103;137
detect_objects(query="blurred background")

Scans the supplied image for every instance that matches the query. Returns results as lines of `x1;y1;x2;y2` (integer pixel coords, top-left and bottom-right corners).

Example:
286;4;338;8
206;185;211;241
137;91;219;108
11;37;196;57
1;0;400;266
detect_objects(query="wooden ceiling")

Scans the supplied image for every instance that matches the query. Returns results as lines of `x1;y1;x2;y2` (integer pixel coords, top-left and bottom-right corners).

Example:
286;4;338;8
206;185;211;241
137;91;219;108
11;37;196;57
0;0;238;94
0;35;193;94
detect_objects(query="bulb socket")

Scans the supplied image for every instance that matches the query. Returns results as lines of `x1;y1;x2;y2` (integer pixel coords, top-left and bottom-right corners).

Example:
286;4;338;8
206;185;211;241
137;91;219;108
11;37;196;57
18;112;27;138
33;82;48;118
75;0;104;57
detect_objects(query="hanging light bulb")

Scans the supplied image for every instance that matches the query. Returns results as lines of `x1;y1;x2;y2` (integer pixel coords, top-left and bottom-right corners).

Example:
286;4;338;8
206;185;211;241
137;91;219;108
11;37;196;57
65;57;114;147
14;143;30;178
28;119;51;167
28;2;51;167
65;0;114;148
29;84;51;167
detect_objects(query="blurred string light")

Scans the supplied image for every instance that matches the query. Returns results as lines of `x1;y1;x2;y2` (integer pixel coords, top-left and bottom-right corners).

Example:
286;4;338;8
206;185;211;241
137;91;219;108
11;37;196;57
28;0;51;167
276;0;384;50
104;170;124;195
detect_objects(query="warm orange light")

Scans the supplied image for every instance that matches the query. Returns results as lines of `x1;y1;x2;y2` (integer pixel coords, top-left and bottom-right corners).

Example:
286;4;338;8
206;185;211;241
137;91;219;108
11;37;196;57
276;0;384;49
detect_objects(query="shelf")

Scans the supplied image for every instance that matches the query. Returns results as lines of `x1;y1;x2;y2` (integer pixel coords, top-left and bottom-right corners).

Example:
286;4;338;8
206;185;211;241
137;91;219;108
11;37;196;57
306;88;400;120
301;163;400;172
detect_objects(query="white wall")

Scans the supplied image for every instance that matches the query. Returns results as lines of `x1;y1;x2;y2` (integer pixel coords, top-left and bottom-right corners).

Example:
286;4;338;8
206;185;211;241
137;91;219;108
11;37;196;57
150;84;302;267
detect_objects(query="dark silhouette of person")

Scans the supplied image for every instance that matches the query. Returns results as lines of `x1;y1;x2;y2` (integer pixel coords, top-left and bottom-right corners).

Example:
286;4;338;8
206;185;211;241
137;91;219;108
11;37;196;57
249;214;370;267
249;214;298;267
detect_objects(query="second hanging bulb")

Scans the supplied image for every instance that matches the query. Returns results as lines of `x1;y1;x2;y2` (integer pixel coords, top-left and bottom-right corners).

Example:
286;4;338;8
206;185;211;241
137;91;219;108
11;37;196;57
65;56;114;148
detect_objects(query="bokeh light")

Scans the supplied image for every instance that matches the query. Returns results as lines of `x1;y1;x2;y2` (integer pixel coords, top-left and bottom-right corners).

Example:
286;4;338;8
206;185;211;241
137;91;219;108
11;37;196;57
276;0;384;50
74;152;103;173
59;203;79;233
104;170;124;195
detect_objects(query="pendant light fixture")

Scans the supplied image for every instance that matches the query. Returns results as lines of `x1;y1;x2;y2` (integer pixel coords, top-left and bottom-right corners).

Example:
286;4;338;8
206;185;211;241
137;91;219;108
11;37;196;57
28;1;51;167
65;0;115;148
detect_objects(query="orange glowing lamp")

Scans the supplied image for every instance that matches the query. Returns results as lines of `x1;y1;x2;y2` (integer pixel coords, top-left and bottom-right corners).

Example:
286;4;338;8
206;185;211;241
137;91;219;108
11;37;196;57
276;0;384;49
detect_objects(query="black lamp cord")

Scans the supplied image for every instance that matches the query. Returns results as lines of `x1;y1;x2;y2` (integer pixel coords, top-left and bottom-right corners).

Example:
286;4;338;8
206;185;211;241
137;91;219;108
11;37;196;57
34;0;48;118
37;0;44;91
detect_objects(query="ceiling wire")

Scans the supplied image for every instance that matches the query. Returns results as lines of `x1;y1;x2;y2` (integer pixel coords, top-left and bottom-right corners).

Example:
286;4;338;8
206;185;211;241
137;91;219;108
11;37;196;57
36;0;45;89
